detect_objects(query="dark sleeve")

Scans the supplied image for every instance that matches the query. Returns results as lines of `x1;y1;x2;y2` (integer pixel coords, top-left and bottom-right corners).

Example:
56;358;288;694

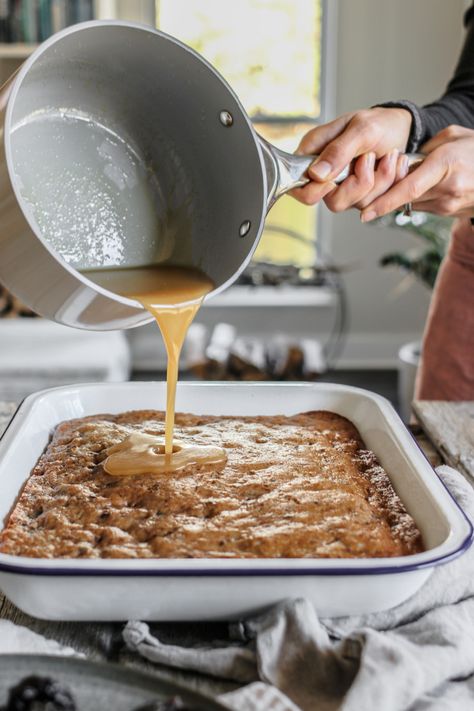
376;5;474;152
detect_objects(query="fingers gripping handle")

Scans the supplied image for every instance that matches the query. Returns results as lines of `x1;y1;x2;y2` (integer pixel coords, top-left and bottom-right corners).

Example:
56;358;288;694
259;135;424;210
330;152;424;184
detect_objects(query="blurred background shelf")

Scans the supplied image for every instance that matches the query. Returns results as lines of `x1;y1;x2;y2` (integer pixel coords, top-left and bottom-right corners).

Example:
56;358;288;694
207;286;336;308
0;43;37;59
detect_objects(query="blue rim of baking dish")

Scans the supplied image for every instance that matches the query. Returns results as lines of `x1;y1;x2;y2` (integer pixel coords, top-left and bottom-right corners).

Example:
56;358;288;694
0;535;472;577
0;499;471;578
0;388;472;578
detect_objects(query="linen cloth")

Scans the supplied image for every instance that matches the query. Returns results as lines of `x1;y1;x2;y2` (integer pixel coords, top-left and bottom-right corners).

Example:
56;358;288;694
123;466;474;711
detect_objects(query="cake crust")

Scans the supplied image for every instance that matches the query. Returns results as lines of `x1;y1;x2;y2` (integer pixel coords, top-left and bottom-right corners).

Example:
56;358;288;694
0;410;424;559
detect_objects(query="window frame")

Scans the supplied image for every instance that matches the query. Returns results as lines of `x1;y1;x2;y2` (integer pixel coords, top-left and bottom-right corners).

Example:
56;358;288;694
247;0;330;126
315;0;338;264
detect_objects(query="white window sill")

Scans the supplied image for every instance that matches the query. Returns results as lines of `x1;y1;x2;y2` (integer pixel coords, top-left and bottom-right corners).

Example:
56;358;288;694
204;285;336;308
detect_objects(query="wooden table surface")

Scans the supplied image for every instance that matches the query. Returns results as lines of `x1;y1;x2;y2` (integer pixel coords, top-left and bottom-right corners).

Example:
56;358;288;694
0;398;468;700
413;401;474;482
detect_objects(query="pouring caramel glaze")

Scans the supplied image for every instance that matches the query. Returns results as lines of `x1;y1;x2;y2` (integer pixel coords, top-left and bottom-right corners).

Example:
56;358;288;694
83;265;227;474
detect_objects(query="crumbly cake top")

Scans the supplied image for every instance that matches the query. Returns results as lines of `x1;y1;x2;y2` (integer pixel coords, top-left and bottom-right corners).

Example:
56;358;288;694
0;410;424;559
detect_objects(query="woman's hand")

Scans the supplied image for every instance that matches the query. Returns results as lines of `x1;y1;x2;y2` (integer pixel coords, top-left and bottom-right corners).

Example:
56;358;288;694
291;106;413;207
360;125;474;221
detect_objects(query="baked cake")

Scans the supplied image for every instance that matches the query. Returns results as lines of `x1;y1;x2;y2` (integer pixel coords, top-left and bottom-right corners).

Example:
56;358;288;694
0;410;424;559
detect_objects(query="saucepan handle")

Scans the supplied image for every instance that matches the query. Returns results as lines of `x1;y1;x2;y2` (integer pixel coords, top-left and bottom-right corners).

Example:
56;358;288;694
258;135;424;211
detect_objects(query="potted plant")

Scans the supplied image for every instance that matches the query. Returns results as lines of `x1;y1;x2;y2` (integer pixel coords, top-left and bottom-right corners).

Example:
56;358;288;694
378;211;452;421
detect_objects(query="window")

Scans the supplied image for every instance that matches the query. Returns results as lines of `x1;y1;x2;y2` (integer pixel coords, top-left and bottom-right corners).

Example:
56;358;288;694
156;0;324;270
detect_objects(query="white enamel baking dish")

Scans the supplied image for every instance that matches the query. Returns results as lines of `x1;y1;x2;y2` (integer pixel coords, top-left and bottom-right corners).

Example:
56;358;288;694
0;382;471;621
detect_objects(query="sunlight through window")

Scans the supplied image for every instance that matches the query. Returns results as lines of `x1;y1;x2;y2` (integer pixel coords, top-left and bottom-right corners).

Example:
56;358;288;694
156;0;323;269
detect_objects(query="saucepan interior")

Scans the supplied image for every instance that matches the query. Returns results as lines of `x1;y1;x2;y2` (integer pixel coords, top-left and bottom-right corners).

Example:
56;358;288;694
6;21;267;297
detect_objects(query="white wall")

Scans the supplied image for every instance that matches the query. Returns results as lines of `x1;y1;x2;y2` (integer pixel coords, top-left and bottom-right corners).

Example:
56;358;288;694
325;0;466;365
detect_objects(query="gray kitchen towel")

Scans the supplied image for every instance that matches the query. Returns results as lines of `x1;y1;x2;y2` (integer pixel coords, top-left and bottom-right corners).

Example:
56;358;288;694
0;619;80;657
123;466;474;711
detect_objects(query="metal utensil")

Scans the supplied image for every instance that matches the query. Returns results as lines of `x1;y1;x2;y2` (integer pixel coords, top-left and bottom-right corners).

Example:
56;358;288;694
0;21;422;329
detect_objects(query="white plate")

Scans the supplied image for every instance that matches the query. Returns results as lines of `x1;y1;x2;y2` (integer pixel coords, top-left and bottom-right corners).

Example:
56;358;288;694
0;382;471;620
